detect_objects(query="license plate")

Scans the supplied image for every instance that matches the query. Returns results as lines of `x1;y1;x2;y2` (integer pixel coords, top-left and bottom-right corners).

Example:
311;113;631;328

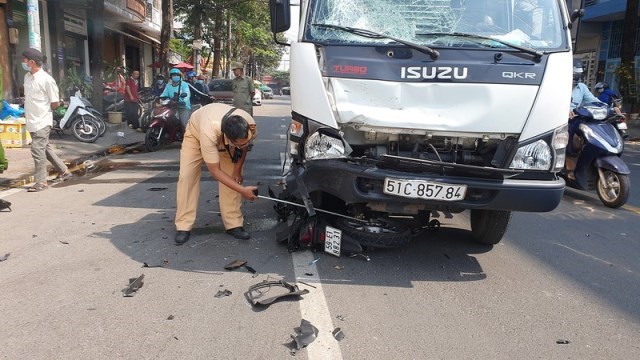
324;226;342;257
384;178;466;201
617;122;628;130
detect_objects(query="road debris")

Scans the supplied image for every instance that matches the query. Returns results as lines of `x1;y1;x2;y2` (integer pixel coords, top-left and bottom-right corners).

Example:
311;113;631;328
142;262;164;268
147;187;168;191
348;253;370;261
167;315;175;320
556;339;570;344
304;272;313;276
245;280;309;307
59;241;69;245
291;319;318;350
214;289;233;298
336;315;346;321
332;327;345;341
308;258;320;266
0;253;10;262
334;265;344;270
0;199;12;211
122;274;145;297
224;259;247;270
298;281;317;289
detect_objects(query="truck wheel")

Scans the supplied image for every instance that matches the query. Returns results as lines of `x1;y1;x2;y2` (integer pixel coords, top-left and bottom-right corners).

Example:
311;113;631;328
333;217;412;248
597;170;630;208
470;209;512;245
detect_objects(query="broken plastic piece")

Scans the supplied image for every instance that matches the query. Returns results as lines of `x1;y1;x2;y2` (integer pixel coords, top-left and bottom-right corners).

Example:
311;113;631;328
332;327;345;341
336;315;346;321
224;259;247;270
556;339;570;344
244;280;310;307
122;274;145;297
0;253;10;262
142;262;164;268
348;253;370;261
59;241;69;245
147;187;168;191
214;289;232;298
244;264;257;274
167;315;175;320
291;319;318;350
308;258;320;266
0;199;12;212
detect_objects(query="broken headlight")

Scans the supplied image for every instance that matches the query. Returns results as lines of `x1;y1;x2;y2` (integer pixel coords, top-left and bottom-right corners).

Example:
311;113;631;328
304;131;346;160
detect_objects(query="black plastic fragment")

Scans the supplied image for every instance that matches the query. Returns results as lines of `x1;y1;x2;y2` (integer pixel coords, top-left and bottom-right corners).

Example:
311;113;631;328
0;253;10;262
122;274;145;297
556;339;570;344
215;289;233;298
142;262;164;268
147;187;168;191
244;264;257;274
59;241;69;245
245;280;310;307
0;199;12;211
167;315;175;320
291;319;318;350
332;327;345;341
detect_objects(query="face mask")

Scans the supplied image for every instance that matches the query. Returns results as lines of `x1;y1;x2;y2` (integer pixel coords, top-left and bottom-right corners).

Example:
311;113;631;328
22;62;31;71
172;76;181;83
197;80;204;84
157;80;164;85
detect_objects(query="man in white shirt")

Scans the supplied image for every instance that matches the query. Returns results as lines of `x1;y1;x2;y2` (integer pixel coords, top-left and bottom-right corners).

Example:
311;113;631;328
22;48;71;192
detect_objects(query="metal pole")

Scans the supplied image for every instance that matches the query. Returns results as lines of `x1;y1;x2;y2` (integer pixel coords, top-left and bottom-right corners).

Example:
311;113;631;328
26;0;42;50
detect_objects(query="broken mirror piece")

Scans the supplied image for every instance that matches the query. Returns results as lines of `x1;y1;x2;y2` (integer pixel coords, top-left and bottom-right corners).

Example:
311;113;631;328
245;280;310;307
291;319;318;350
122;274;145;297
332;327;345;341
214;289;233;298
224;259;247;270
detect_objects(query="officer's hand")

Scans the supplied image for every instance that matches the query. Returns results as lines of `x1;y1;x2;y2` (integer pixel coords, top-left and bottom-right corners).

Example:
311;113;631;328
240;186;258;201
569;111;575;118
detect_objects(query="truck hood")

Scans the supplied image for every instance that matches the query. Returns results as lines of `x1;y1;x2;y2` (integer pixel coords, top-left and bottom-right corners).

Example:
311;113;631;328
328;78;536;135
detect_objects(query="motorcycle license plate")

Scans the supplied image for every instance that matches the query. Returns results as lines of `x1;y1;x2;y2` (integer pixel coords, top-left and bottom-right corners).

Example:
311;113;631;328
384;178;466;201
324;226;342;257
617;123;628;130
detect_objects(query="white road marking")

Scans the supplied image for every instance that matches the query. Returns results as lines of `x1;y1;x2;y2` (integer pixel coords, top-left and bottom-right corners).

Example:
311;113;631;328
292;251;343;359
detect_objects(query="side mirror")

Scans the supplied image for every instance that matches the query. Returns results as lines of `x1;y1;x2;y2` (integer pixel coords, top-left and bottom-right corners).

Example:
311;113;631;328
269;0;291;34
569;9;584;29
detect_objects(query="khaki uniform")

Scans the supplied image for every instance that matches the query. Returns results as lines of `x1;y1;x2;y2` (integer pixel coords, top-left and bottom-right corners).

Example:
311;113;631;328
232;76;254;115
175;103;256;231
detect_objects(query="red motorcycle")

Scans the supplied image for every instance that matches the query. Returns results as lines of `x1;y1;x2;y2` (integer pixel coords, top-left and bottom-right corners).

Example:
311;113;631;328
144;93;187;152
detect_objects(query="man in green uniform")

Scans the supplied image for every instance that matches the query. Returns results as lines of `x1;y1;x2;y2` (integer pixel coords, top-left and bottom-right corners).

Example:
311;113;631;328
231;62;255;116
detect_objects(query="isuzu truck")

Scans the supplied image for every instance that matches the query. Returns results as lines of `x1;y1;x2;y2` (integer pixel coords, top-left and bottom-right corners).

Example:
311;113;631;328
269;0;574;248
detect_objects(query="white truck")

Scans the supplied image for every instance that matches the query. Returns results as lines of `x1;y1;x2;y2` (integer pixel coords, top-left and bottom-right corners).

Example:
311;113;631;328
269;0;574;248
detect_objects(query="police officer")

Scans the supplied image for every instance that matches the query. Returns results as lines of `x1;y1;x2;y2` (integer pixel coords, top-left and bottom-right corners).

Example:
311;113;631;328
231;62;255;116
174;103;258;244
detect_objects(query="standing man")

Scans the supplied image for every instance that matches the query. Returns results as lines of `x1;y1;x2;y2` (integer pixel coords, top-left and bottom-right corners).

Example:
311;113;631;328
161;68;191;129
124;70;140;130
21;48;72;192
174;103;258;244
231;62;255;116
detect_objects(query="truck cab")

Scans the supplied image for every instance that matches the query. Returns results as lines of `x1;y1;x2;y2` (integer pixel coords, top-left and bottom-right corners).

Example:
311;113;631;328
270;0;573;246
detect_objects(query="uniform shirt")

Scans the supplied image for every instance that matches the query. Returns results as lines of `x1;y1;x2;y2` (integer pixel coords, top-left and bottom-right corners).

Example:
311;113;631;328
23;68;60;132
187;103;257;164
232;76;254;114
597;89;617;106
570;82;601;111
161;80;191;109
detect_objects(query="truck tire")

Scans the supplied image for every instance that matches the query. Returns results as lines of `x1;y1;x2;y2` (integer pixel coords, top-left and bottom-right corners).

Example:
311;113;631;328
333;217;412;248
470;209;512;245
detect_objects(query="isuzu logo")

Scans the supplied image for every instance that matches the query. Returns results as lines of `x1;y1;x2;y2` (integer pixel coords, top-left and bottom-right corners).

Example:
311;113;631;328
502;72;536;79
401;66;468;79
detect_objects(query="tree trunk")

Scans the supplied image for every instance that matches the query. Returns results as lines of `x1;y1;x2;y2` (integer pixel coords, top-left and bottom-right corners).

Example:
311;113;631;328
621;0;639;64
0;3;11;99
160;0;173;76
226;10;232;78
212;10;223;78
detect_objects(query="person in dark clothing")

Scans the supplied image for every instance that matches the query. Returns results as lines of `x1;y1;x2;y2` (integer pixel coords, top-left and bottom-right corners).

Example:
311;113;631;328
152;74;166;97
124;70;141;129
188;75;212;107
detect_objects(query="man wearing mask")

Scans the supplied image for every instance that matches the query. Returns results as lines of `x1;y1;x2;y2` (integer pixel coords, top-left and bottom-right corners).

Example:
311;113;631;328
231;62;255;116
21;48;72;192
152;74;166;97
125;70;140;130
161;68;191;128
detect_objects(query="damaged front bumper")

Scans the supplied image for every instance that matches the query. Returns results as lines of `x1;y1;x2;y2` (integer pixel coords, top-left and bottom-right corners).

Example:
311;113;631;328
286;158;565;213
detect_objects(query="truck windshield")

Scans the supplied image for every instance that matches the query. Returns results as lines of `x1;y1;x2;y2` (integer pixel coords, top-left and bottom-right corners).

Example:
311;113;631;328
305;0;566;51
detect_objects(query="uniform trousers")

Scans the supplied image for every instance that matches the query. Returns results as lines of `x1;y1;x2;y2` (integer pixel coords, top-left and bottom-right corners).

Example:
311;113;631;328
175;124;243;231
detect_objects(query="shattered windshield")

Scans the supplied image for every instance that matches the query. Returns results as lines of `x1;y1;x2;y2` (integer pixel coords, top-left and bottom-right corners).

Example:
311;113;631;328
305;0;566;50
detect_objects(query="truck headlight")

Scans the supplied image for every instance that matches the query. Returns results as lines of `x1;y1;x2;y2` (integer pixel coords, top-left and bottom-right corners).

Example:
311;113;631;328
304;132;346;160
510;139;552;170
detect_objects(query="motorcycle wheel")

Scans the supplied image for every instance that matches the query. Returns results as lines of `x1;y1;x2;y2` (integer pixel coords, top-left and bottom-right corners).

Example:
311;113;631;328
470;209;512;245
70;115;100;143
332;217;412;248
596;169;630;208
145;127;165;152
91;113;107;137
139;111;151;132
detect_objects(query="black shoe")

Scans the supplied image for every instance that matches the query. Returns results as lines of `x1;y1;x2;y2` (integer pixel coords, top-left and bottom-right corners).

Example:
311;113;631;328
175;230;191;245
226;227;250;240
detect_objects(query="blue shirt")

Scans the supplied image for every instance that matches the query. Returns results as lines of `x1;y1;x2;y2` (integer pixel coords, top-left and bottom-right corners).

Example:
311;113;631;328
161;80;191;109
570;82;601;111
597;88;617;105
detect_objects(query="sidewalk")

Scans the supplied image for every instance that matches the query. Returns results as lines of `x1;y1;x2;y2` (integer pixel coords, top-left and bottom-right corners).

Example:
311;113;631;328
0;121;145;189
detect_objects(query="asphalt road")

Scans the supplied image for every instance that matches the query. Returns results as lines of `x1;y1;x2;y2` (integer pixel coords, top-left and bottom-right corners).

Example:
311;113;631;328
1;97;639;359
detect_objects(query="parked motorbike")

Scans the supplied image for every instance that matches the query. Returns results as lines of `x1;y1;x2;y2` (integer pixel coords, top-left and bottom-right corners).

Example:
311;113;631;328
561;102;631;208
67;86;106;137
144;93;187;152
53;96;101;143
